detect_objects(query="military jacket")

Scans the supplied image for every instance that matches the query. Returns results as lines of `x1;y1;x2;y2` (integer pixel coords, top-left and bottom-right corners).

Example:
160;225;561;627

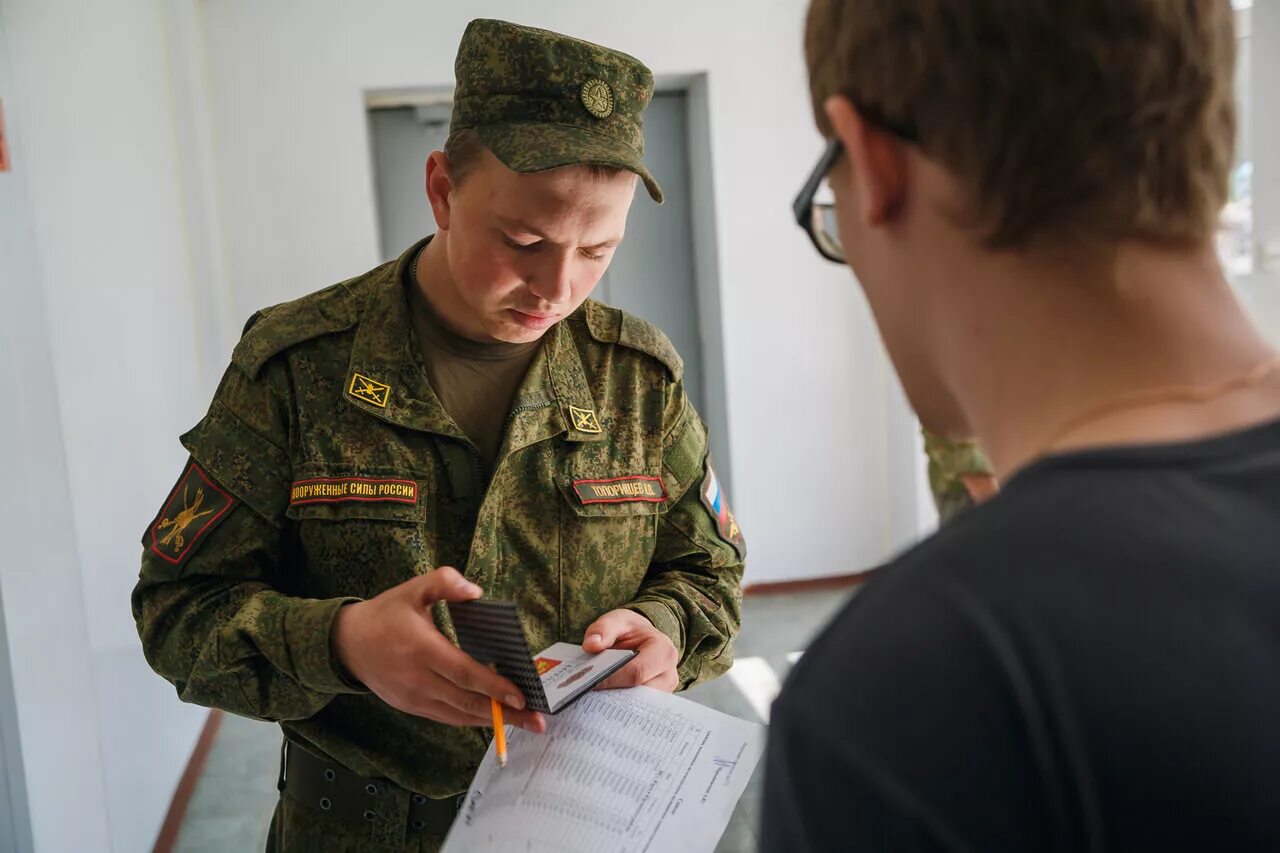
922;427;996;523
133;243;745;797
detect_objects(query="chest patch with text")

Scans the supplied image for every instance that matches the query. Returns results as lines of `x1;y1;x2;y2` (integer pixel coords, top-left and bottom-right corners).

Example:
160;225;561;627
572;475;666;504
290;477;419;507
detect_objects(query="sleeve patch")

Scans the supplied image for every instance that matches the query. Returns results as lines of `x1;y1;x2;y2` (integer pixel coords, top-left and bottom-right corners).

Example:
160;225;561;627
147;459;237;566
699;459;745;558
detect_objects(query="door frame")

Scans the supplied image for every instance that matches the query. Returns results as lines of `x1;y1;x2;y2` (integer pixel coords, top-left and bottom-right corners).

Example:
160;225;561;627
0;578;34;853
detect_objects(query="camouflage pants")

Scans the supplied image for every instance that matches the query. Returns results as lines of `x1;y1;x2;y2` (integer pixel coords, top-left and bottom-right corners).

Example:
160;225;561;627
265;793;451;853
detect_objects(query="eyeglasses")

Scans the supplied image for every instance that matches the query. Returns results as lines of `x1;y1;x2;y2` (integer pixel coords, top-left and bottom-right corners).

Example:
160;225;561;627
793;110;918;265
792;137;846;264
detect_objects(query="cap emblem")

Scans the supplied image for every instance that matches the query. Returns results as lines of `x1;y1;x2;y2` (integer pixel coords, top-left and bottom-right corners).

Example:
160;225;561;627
580;79;614;119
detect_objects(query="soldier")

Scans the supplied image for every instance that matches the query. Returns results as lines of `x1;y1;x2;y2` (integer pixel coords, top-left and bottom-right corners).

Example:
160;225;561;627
134;19;744;852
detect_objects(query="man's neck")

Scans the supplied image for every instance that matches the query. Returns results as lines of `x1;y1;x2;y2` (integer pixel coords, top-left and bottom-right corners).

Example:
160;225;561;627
935;241;1279;480
416;232;493;344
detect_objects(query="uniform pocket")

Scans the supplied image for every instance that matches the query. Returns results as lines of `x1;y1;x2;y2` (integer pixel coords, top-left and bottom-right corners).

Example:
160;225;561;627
283;469;430;599
556;471;666;637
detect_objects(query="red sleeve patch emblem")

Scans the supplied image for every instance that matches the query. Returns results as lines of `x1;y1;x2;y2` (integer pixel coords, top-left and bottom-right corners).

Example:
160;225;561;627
148;460;236;566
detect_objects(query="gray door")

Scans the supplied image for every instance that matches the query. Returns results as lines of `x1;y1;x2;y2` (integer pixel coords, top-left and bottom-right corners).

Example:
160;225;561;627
593;92;705;414
369;102;451;262
366;92;706;415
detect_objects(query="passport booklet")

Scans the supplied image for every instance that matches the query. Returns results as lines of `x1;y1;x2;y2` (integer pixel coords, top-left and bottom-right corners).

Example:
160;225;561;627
448;599;634;714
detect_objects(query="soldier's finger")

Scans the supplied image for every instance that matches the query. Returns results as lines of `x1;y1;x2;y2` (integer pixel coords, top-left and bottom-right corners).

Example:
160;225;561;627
598;637;672;689
428;642;526;709
407;672;526;727
582;609;636;653
413;699;492;728
596;658;647;690
410;567;482;605
485;702;545;734
641;669;680;693
429;678;545;733
430;679;496;719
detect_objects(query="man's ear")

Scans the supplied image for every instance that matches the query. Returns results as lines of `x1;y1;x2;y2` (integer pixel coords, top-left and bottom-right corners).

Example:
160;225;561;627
823;95;909;229
425;151;454;231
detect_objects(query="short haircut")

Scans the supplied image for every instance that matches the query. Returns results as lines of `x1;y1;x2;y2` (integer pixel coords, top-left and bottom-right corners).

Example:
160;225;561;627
804;0;1238;248
443;128;625;186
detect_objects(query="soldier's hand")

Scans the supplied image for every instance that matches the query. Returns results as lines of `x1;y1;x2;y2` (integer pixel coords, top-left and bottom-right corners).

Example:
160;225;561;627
331;567;547;733
583;609;680;693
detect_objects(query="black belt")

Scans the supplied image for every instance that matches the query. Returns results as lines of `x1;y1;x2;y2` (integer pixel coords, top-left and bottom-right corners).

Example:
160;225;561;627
278;739;463;840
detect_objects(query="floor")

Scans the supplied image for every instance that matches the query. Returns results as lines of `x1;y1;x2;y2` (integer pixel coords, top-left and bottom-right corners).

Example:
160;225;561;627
173;586;859;853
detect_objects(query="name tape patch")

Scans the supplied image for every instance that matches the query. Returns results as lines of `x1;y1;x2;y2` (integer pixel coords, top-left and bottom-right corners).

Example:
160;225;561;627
573;475;666;504
290;477;419;506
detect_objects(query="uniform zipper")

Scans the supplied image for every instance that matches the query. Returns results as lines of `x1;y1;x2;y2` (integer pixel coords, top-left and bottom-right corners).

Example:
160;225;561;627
507;399;554;420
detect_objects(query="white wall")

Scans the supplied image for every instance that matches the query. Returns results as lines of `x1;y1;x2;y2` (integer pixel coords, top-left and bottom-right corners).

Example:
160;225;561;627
0;170;106;852
197;0;919;585
0;24;102;853
0;14;112;851
1242;0;1280;343
2;0;213;849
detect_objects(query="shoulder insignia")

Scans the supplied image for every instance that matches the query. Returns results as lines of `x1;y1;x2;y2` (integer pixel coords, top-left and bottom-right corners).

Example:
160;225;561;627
581;299;683;381
231;274;376;377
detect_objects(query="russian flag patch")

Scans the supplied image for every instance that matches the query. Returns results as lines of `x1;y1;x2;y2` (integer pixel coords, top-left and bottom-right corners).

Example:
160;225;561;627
699;460;744;558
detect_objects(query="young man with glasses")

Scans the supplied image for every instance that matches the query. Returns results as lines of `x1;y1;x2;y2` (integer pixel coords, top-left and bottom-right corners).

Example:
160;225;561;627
766;1;1280;849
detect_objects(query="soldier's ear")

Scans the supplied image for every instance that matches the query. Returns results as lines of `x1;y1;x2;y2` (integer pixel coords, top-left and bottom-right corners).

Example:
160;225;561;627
425;150;454;231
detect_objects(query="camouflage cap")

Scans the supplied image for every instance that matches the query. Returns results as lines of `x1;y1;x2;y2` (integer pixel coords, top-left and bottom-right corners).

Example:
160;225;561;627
450;19;664;203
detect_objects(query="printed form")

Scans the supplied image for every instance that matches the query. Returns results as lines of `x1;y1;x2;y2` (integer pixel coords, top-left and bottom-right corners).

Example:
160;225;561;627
442;687;765;853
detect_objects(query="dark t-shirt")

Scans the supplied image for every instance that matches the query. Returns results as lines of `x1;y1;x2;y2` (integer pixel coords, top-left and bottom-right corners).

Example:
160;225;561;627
405;266;541;475
763;420;1280;852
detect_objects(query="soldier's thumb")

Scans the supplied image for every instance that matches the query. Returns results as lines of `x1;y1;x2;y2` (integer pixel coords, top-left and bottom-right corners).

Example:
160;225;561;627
583;611;628;652
414;566;483;604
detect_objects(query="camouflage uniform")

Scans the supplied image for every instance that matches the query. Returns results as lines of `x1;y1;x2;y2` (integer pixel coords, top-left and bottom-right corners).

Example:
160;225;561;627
133;19;743;853
922;427;996;523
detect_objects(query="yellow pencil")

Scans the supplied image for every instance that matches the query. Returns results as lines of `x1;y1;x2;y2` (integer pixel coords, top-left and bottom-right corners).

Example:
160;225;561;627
489;665;508;768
